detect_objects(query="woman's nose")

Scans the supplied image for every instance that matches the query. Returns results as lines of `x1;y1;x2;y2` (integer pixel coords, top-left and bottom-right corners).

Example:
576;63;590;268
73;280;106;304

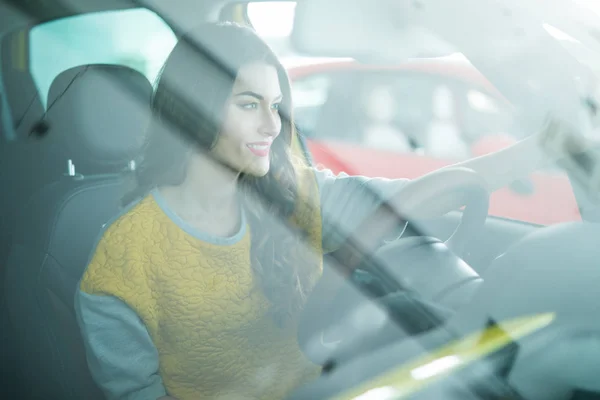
260;108;281;136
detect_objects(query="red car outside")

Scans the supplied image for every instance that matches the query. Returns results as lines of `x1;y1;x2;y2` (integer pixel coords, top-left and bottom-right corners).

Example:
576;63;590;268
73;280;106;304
285;58;581;226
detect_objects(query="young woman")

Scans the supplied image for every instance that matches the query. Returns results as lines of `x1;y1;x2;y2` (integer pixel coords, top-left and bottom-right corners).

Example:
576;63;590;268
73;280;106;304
75;22;561;400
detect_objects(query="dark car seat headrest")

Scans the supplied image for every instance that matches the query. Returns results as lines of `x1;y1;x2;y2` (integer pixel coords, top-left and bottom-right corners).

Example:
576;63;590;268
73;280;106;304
45;64;152;172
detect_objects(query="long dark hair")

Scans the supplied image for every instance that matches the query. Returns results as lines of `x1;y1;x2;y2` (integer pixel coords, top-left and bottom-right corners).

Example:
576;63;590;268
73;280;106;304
123;22;317;325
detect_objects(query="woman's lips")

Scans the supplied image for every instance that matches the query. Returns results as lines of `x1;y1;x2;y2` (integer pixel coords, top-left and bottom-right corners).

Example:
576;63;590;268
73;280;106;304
246;142;271;157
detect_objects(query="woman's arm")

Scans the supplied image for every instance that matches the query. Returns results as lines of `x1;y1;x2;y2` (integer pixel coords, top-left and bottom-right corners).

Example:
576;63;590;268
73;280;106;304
447;116;583;192
75;290;169;400
315;168;408;255
446;130;548;193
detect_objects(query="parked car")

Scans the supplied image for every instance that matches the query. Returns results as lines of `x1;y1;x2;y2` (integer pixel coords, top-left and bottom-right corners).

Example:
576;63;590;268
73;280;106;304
286;59;582;225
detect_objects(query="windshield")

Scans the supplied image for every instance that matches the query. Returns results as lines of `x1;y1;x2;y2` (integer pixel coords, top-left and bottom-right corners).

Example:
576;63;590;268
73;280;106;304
2;1;600;400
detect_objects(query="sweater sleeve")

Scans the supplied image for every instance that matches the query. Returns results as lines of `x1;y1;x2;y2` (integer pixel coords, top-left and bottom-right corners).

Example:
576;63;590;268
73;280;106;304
314;168;409;253
75;289;167;400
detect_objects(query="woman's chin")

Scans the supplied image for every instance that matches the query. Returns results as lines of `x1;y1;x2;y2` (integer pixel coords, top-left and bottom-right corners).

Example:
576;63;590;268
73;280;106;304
251;168;270;178
243;162;270;178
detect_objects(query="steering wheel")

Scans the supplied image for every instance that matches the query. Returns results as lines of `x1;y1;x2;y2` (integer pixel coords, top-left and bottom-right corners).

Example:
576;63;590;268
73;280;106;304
298;167;490;367
395;166;490;256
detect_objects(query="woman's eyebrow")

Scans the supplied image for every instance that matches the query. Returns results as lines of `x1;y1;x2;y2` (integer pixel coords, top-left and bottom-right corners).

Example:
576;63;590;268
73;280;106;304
234;91;263;100
234;91;283;100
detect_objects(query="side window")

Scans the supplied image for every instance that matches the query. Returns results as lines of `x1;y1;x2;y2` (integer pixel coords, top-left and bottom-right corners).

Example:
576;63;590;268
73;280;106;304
368;74;450;156
357;73;435;154
29;8;177;108
352;72;471;159
355;72;519;163
458;85;519;146
291;73;332;137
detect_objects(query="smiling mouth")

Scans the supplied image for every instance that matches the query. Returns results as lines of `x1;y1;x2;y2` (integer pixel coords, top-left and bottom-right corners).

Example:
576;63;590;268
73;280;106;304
247;143;271;157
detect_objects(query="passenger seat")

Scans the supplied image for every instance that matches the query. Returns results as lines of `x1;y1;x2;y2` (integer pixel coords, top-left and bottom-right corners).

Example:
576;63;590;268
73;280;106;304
3;64;152;400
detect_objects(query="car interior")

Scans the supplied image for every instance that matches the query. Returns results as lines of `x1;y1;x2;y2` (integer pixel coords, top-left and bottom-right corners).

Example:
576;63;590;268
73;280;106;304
2;0;600;399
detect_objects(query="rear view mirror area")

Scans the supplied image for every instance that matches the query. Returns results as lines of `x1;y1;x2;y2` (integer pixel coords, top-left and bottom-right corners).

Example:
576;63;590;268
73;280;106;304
290;0;455;62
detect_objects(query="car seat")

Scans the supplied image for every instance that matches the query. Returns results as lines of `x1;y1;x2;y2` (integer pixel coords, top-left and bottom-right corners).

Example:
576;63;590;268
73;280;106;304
3;64;152;400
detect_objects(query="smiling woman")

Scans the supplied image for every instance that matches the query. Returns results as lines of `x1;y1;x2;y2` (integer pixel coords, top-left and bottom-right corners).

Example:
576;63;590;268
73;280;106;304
214;62;284;176
71;20;413;400
75;22;322;399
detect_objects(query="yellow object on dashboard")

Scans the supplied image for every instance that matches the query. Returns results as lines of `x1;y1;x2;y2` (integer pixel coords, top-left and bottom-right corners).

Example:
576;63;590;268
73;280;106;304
334;313;555;400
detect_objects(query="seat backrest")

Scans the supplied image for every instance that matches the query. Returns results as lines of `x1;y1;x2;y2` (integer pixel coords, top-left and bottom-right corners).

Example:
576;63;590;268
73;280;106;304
4;64;152;400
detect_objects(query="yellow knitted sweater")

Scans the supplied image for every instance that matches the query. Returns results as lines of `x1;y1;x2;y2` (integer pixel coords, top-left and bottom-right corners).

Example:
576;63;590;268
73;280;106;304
79;164;323;400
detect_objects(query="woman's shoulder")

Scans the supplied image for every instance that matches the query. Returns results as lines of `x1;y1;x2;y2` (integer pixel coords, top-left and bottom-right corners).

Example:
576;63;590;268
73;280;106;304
79;194;159;293
101;194;159;242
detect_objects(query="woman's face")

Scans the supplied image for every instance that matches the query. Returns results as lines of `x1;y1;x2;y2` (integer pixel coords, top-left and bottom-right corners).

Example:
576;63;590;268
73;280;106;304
212;61;283;177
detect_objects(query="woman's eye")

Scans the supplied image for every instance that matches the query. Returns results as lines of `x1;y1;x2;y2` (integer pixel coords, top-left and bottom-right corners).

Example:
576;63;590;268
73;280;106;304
238;102;258;110
271;103;281;111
